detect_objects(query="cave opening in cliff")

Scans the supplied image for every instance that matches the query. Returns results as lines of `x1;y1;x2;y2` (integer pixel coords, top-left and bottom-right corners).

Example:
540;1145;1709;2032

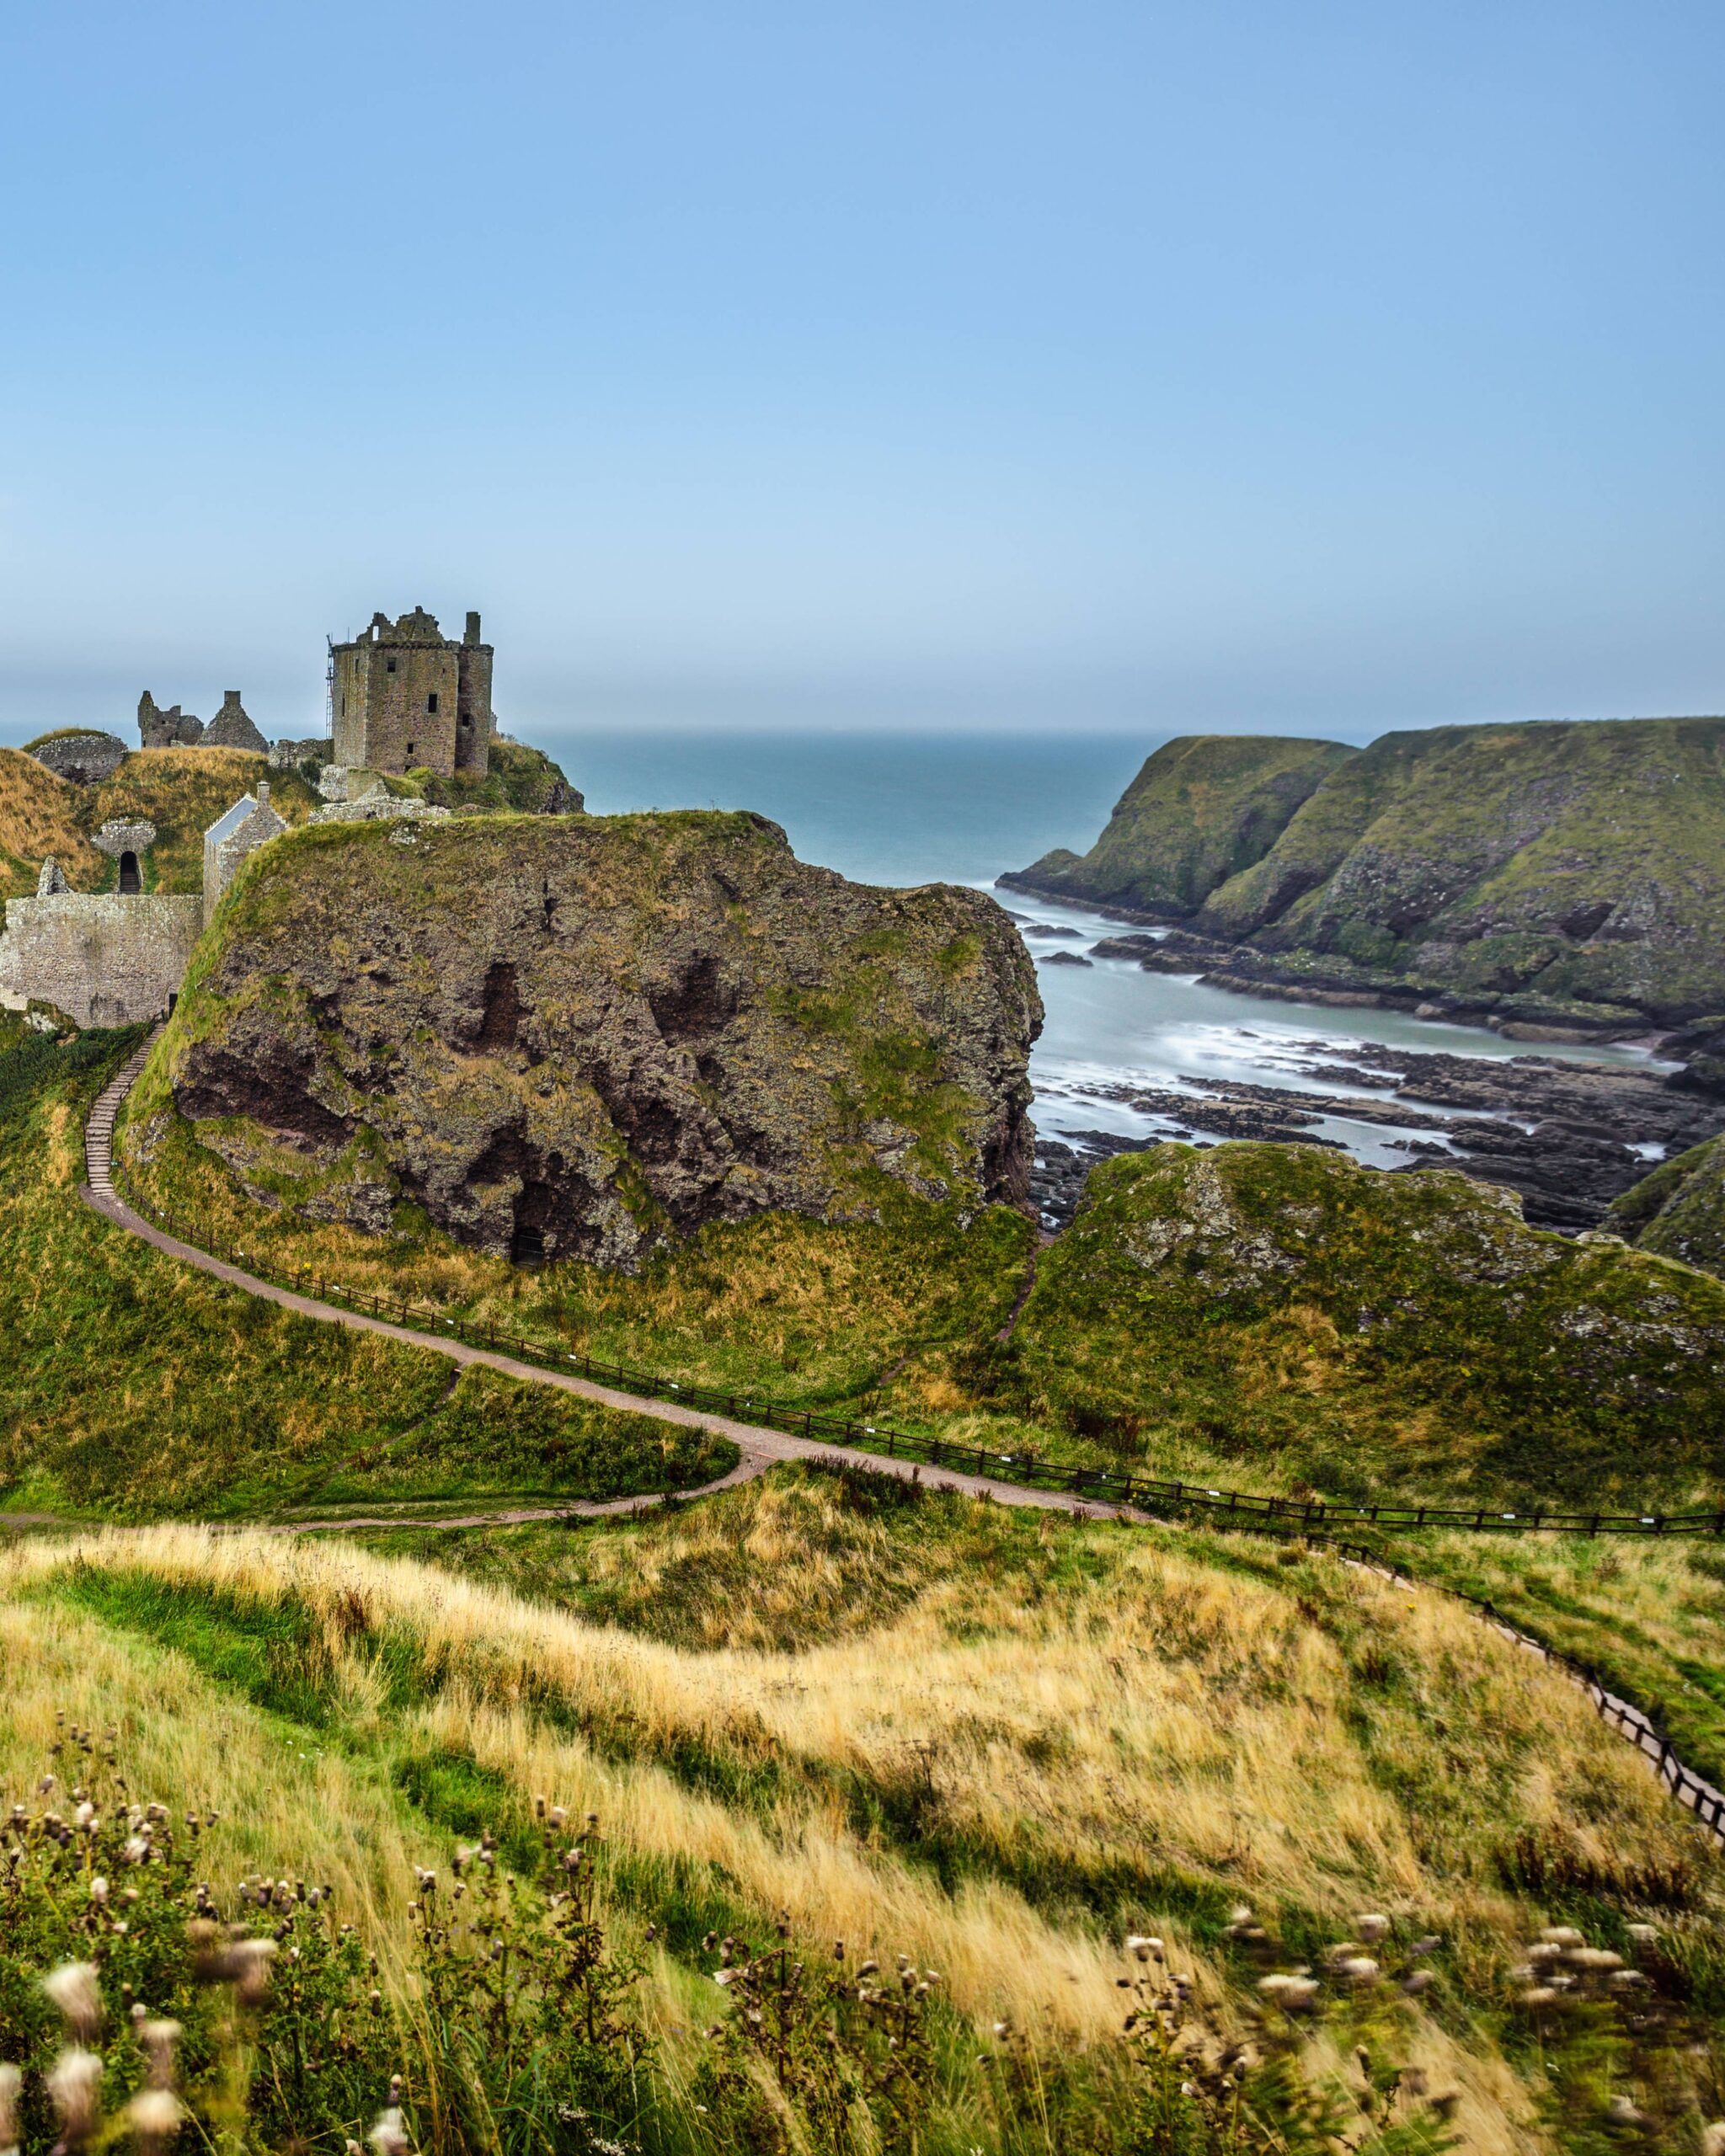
478;960;525;1049
511;1177;552;1266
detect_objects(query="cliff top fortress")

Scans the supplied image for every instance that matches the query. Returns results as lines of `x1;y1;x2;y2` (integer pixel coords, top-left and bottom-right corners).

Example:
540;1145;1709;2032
331;607;494;777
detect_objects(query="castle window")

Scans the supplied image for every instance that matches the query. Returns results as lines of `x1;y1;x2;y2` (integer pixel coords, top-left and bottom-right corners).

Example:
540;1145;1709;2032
426;692;439;713
386;658;398;675
406;742;416;760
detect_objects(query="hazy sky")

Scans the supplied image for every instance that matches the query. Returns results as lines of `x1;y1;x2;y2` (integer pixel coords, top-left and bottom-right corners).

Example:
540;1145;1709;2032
2;1;1722;744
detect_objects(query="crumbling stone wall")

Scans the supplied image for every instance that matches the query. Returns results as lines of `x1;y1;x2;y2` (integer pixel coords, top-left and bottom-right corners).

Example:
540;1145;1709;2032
138;694;205;749
0;892;202;1025
270;736;333;770
204;691;268;755
28;732;129;785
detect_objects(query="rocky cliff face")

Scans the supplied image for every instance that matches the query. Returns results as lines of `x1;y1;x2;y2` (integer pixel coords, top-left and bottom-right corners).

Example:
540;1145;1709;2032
1008;718;1725;1029
147;812;1041;1267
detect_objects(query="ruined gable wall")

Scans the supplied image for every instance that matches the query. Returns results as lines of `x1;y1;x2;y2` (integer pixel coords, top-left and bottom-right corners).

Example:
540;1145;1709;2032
0;894;202;1026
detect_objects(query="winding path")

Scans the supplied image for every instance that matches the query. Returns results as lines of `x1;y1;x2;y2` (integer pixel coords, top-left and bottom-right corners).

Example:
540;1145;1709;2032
72;1033;1725;1844
80;1033;1151;1532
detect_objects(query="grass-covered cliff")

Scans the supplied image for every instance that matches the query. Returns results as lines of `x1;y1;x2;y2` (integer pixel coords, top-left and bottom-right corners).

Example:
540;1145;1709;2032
1010;717;1725;1025
992;1141;1725;1507
1606;1131;1725;1277
128;810;1040;1267
0;1028;731;1518
1004;733;1352;914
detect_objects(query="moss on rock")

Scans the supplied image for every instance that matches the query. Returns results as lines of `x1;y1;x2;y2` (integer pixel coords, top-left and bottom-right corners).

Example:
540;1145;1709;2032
139;810;1040;1269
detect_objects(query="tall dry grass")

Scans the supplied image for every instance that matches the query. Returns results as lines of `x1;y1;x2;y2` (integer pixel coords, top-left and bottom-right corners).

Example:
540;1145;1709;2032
9;1509;1719;2148
5;1520;1708;2020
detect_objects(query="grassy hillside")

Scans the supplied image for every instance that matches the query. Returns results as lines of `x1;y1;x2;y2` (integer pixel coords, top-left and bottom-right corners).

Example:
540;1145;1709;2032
0;1029;732;1519
115;1029;1725;1515
5;1492;1722;2152
1007;734;1354;915
0;744;321;903
993;1142;1725;1509
1605;1132;1725;1277
1013;718;1725;1024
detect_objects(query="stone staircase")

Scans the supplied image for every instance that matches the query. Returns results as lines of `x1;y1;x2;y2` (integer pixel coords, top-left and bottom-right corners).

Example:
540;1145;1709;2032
84;1026;164;1200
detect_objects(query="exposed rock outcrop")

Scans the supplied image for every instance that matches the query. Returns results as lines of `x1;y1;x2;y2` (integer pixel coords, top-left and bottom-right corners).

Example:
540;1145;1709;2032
149;812;1041;1267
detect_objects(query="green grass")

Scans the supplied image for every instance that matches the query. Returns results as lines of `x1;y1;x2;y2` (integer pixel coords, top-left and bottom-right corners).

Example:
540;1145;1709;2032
0;1030;734;1519
1391;1533;1725;1793
111;1022;1725;1515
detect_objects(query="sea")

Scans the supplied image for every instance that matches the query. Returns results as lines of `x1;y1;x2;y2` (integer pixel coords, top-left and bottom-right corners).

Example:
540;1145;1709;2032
547;728;1664;1169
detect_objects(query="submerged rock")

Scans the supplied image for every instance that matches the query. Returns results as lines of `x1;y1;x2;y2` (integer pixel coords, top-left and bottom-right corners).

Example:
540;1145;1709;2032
156;810;1041;1267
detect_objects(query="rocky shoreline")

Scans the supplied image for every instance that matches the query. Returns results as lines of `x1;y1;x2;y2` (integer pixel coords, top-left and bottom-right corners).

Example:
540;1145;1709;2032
1029;1025;1725;1235
1000;880;1687;1045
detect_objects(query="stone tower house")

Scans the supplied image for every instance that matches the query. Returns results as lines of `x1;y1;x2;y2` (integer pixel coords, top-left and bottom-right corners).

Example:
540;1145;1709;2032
330;606;494;777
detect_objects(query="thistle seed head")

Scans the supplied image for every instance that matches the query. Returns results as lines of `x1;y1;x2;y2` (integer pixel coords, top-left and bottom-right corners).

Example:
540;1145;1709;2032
43;1962;104;2041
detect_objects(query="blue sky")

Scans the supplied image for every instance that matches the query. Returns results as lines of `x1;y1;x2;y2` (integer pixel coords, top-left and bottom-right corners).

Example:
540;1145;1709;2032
2;0;1722;744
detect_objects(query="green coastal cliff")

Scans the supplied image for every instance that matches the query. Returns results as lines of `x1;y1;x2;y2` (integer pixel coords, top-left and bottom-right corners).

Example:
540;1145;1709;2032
1007;717;1725;1027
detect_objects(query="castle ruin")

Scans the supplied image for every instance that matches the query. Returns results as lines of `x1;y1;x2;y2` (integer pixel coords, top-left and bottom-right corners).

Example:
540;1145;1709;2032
0;787;286;1027
331;607;494;777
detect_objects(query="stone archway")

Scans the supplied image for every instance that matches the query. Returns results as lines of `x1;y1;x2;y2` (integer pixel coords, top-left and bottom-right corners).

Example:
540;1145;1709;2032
119;851;142;894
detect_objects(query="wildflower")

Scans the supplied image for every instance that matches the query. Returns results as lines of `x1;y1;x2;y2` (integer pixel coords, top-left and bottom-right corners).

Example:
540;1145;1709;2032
1125;1935;1163;1963
43;1962;104;2041
89;1876;109;1907
138;2020;181;2089
1354;1912;1390;1944
0;2062;20;2152
1338;1956;1381;1986
368;2105;410;2156
229;1938;277;2006
1258;1973;1319;2011
47;2047;104;2145
127;2088;183;2151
